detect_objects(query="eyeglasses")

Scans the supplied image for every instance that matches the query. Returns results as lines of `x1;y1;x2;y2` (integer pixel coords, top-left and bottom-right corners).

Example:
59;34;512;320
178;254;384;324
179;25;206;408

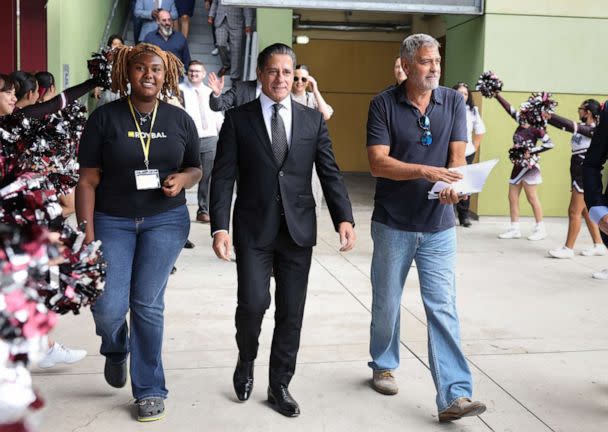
418;115;432;146
293;76;308;83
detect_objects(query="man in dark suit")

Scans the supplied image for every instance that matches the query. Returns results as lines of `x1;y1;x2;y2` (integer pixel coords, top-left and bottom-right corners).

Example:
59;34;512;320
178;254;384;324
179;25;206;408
210;43;356;417
207;71;258;111
583;100;608;279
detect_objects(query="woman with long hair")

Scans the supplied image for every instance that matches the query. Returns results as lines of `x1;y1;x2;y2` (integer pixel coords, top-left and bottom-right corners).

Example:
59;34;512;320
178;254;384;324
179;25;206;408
76;43;201;422
452;82;485;227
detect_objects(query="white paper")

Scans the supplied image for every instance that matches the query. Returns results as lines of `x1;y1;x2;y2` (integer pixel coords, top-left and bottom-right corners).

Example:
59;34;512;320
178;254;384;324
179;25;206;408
428;159;499;199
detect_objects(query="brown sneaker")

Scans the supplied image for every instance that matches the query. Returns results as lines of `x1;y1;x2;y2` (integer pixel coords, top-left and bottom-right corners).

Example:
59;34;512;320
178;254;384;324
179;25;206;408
372;370;398;395
438;397;486;422
196;213;210;223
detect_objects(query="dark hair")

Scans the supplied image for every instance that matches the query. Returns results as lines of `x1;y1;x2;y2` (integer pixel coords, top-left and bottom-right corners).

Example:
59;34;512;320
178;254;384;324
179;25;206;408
452;82;475;110
187;60;205;69
107;34;124;47
257;43;296;71
295;64;308;72
10;71;37;100
0;74;16;92
35;71;55;89
581;98;601;121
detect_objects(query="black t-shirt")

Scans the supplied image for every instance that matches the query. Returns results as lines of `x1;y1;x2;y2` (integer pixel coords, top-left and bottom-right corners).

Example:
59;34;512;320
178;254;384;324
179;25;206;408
78;98;200;217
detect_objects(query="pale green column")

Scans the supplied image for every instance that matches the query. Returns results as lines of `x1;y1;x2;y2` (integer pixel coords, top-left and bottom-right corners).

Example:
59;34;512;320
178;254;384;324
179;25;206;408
46;0;127;92
256;8;293;50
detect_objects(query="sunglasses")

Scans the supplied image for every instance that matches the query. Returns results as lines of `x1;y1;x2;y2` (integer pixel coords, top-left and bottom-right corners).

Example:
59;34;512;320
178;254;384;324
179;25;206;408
293;76;308;83
418;115;433;146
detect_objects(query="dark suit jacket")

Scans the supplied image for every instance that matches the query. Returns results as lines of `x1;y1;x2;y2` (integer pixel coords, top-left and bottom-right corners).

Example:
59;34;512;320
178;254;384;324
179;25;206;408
209;80;257;112
583;101;608;209
210;98;354;248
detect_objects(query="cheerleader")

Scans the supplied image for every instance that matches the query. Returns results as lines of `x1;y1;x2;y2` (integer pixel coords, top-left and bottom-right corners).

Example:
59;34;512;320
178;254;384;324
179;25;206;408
546;100;606;258
495;92;554;240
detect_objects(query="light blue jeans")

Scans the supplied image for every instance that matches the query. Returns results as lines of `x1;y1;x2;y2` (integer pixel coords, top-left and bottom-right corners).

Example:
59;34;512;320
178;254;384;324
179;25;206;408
368;221;473;411
92;205;190;401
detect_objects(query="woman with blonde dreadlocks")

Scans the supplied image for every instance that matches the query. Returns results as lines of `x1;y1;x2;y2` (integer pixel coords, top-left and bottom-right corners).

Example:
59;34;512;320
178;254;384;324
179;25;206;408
75;43;201;422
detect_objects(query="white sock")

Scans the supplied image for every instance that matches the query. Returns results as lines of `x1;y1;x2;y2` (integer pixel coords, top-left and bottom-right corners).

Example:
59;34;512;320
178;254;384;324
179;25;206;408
510;222;520;230
535;221;545;229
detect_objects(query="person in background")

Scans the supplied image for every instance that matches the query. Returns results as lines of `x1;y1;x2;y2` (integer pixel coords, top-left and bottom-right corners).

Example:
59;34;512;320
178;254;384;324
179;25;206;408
76;43;201;422
452;82;485;227
35;71;57;102
94;35;125;107
205;0;219;56
393;56;406;86
291;64;334;214
11;71;39;108
583;100;608;279
494;91;554;241
175;0;195;39
208;0;253;79
143;9;191;70
134;0;178;42
1;72;88;369
179;60;224;224
545;100;606;260
207;71;259;111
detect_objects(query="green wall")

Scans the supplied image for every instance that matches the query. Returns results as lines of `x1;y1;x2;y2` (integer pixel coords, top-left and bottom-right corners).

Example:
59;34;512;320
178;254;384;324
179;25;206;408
444;1;608;216
444;16;484;89
483;14;608;94
46;0;128;92
256;8;293;51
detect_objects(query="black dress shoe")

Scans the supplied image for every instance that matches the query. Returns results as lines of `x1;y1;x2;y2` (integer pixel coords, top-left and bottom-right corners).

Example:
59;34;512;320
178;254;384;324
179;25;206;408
170;266;177;275
460;218;472;228
233;358;254;401
184;239;195;249
218;66;230;77
268;385;300;417
104;358;127;388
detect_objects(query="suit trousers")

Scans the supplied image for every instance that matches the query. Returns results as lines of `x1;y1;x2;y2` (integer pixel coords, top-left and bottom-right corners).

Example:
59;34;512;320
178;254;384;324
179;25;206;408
197;137;218;214
234;218;313;387
215;19;244;80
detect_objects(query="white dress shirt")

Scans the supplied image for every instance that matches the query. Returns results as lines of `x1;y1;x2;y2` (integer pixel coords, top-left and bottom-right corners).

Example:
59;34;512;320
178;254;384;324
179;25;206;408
180;81;224;138
259;91;292;147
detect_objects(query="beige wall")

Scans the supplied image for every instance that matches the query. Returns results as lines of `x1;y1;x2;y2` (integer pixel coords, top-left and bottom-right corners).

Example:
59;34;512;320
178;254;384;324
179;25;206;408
294;39;402;172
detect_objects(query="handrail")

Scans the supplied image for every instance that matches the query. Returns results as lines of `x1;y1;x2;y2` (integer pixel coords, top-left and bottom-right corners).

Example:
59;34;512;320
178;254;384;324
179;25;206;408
99;0;123;50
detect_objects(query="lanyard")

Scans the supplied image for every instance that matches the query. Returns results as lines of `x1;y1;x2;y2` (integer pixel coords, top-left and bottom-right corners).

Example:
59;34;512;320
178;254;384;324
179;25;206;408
127;97;159;169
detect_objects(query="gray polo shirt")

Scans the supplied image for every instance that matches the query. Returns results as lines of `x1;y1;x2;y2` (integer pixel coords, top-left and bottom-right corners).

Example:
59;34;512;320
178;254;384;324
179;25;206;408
366;82;467;232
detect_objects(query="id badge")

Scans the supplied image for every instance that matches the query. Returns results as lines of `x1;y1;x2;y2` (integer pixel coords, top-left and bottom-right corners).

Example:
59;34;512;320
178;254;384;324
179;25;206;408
134;169;161;190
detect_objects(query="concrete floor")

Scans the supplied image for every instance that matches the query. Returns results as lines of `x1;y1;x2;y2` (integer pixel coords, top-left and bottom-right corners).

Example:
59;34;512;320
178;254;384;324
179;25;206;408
32;175;608;432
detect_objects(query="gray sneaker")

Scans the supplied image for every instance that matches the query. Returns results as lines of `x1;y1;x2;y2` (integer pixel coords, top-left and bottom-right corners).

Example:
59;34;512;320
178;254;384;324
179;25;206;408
372;370;398;395
438;397;486;422
137;398;165;422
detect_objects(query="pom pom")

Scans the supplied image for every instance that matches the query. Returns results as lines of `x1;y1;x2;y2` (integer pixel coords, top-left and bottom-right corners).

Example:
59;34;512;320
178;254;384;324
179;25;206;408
508;137;539;168
518;92;558;128
476;71;503;98
87;48;113;89
41;222;106;315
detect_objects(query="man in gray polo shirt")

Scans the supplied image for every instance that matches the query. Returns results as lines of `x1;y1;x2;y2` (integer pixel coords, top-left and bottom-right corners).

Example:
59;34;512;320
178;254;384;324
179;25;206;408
366;33;486;422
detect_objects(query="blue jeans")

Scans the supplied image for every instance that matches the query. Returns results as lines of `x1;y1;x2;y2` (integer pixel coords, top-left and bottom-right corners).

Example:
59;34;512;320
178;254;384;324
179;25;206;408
92;205;190;400
368;221;473;411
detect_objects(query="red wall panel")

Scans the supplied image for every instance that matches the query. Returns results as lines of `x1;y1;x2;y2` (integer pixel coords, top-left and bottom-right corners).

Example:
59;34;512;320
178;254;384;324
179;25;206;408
20;0;47;72
0;0;17;73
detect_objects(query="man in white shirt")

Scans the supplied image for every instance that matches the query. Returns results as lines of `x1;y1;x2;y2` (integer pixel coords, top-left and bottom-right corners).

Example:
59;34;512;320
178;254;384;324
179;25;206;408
179;60;224;223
